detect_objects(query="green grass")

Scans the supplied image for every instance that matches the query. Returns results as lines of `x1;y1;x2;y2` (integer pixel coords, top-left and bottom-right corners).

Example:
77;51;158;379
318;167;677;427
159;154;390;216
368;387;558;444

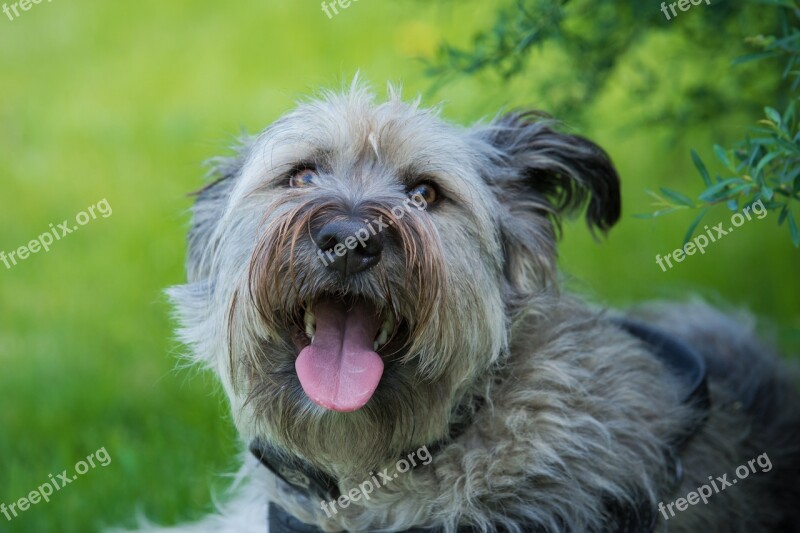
0;2;797;531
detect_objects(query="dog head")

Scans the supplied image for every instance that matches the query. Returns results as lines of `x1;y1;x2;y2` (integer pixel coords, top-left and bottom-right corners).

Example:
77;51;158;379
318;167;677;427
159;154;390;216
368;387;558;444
169;83;620;474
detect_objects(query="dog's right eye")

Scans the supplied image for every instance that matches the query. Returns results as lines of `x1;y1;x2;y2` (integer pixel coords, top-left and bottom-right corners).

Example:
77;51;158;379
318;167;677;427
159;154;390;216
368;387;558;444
289;168;318;189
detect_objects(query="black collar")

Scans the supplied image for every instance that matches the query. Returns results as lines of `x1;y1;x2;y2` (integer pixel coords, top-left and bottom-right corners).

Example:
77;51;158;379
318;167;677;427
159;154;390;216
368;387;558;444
251;402;483;533
254;318;710;533
250;442;339;504
615;317;711;448
604;317;711;533
249;397;484;506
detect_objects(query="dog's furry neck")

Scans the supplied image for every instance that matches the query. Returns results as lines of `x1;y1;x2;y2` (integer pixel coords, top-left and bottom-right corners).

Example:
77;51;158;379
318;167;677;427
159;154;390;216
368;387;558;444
250;394;485;505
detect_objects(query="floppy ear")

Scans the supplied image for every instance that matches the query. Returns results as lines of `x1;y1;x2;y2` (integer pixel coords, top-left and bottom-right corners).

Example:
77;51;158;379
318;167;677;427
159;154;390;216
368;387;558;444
471;111;621;295
185;139;253;282
480;111;621;234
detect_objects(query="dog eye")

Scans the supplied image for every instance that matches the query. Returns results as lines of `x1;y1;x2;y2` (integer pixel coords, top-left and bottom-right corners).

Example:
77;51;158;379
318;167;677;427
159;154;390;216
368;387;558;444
407;182;438;205
289;168;318;188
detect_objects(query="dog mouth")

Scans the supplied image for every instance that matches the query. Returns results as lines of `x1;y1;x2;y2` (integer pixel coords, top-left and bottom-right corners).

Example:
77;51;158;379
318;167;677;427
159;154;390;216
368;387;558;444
290;296;403;413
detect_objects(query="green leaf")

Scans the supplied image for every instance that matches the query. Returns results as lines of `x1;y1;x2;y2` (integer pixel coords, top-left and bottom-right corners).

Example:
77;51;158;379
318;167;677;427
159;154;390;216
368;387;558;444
691;150;712;187
765;107;782;125
788;210;800;247
644;189;661;199
783;100;796;125
683;208;709;245
633;207;681;219
714;145;732;170
774;139;800;154
782;164;800;184
744;144;762;168
699;180;737;202
778;204;789;225
659;187;695;207
727;183;754;197
754;151;782;182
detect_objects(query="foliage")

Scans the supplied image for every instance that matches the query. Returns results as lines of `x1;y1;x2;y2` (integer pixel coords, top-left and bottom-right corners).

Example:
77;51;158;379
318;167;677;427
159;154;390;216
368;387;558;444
425;0;800;246
424;0;757;122
648;3;800;246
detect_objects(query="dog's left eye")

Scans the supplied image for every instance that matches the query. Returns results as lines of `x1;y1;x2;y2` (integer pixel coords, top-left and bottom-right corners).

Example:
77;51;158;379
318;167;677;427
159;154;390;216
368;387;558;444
407;182;438;205
289;168;318;188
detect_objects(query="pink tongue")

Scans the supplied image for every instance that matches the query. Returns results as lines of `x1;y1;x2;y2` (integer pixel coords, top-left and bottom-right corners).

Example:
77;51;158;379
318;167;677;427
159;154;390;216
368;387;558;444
295;300;384;412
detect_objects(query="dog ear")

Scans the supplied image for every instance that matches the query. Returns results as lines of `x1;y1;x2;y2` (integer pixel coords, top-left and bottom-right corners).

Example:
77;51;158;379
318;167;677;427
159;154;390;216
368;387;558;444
185;140;252;282
471;111;621;295
478;111;621;234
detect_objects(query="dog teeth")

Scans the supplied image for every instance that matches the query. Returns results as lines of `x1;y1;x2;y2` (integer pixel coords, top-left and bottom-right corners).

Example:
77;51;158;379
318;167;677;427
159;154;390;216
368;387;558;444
383;313;395;335
304;306;315;341
373;315;396;350
374;331;388;351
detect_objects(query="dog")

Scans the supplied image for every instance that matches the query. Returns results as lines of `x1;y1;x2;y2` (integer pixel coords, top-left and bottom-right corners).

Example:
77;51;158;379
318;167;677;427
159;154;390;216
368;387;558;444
138;83;800;532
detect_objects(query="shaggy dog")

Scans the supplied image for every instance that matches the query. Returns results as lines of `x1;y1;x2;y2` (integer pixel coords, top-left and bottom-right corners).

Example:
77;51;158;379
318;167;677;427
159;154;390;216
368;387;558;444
138;84;800;532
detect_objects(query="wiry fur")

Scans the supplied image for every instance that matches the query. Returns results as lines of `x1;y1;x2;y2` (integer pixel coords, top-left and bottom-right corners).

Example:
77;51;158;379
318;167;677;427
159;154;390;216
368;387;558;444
125;82;800;533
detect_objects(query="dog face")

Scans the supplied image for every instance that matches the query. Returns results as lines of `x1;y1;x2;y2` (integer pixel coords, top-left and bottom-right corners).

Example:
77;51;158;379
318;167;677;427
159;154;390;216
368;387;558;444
170;85;620;474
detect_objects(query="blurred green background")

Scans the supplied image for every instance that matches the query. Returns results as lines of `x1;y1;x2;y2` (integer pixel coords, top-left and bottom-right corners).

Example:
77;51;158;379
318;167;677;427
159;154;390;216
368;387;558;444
0;1;797;531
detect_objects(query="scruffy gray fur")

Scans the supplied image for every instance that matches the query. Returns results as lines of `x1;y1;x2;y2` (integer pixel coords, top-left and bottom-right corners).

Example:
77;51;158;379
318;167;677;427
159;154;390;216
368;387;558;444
127;81;800;532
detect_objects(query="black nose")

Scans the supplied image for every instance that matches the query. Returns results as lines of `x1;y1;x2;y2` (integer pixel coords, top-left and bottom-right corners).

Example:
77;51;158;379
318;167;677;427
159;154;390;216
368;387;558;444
313;218;384;276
